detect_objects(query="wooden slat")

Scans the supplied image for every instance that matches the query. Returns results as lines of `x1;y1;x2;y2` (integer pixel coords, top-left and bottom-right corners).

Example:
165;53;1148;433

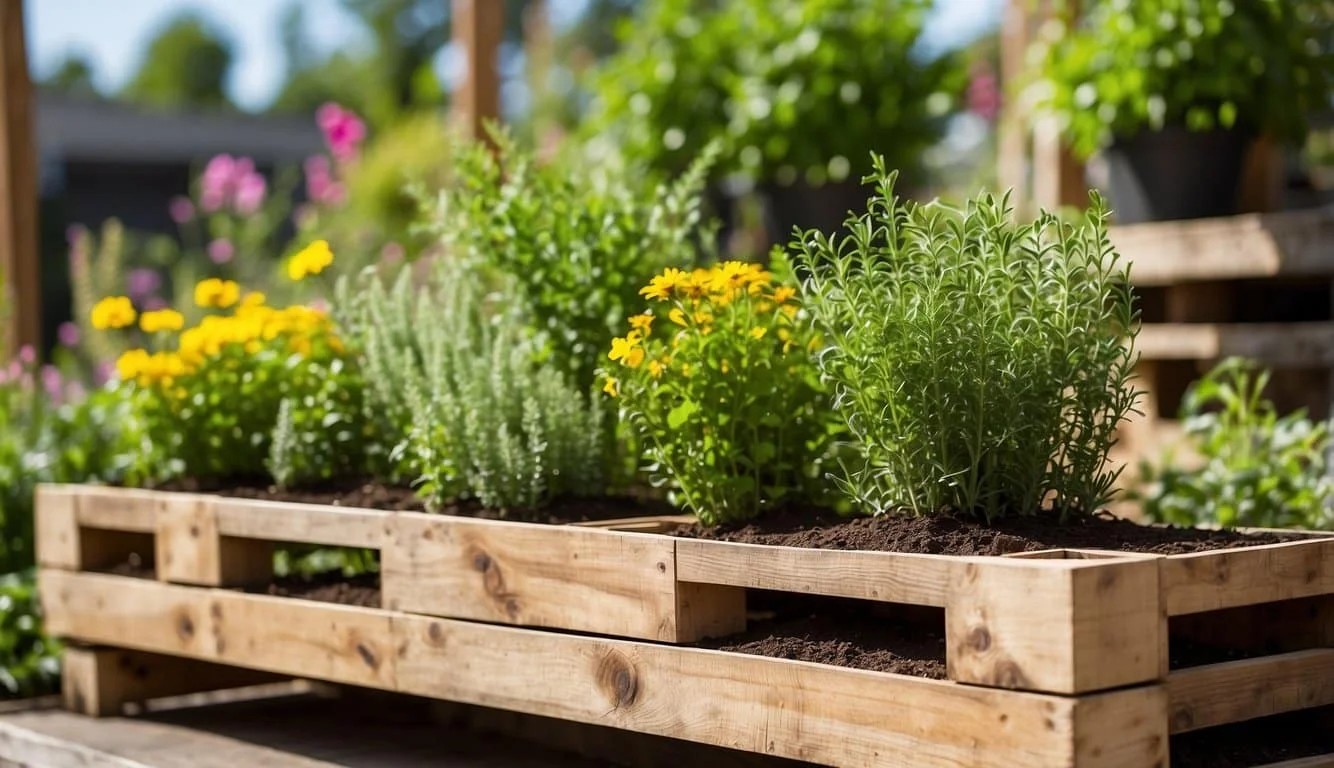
1167;649;1334;733
41;571;1169;768
0;719;150;768
381;514;738;642
212;499;386;549
1163;538;1334;615
155;495;272;586
393;613;1167;768
675;538;954;607
67;486;158;532
62;647;280;717
1115;207;1334;286
1137;322;1334;366
40;571;395;689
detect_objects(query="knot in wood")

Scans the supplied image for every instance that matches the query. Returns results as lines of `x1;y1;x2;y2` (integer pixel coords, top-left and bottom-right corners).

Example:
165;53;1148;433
966;626;990;652
595;651;640;709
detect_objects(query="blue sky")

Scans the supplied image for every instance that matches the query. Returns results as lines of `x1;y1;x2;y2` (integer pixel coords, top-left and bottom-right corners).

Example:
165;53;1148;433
29;0;1001;112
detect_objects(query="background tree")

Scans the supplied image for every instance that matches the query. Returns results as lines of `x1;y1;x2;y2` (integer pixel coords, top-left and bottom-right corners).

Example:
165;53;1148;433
120;13;234;110
43;53;100;99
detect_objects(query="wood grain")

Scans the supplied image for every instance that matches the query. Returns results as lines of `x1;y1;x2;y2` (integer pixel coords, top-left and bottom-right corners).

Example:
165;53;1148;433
676;538;954;607
1163;538;1334;615
212;499;386;549
155;496;272;587
1167;649;1334;733
61;647;279;717
1137;322;1334;366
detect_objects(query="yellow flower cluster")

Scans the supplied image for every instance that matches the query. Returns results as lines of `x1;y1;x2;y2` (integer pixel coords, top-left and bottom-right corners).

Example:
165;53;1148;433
638;261;772;304
107;278;339;388
195;278;241;309
90;296;137;330
287;240;334;281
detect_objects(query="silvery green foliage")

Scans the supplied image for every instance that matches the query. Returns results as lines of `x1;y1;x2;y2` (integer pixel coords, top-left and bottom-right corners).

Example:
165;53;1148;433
341;262;607;516
266;398;299;489
794;155;1140;520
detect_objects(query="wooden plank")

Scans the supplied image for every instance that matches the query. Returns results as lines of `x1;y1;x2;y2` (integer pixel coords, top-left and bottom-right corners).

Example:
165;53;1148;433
946;557;1162;695
1254;756;1334;768
451;0;503;141
0;719;150;768
0;0;39;351
394;613;1168;768
382;514;738;642
1115;207;1334;286
39;571;395;689
1167;649;1334;733
36;486;155;571
675;538;954;607
61;646;280;717
155;496;272;587
1137;322;1334;366
212;498;386;549
42;571;1169;767
69;485;158;532
1163;538;1334;615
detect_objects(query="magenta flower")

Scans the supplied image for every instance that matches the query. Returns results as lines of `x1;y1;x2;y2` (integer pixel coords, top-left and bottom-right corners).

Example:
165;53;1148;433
143;296;168;311
41;365;63;401
93;361;114;386
126;268;162;302
234;173;267;216
169;195;196;224
207;238;235;265
317;102;367;163
966;65;1000;122
6;360;21;382
17;344;35;366
57;321;81;348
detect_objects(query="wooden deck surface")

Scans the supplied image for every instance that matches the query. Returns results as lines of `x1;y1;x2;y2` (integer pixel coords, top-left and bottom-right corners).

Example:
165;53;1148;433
0;687;602;768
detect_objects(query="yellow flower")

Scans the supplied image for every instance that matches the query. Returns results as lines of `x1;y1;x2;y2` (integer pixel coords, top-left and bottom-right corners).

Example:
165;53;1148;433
772;286;797;304
139;308;185;333
115;348;150;381
629;314;653;334
639;268;686;301
194;278;241;309
669;307;687;326
91;296;137;330
240;291;267;309
288;239;335;281
608;333;645;367
602;377;619;397
649;359;667;378
749;326;767;340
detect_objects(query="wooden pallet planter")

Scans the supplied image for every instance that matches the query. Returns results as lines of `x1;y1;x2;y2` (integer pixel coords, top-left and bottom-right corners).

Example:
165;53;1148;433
36;484;1334;764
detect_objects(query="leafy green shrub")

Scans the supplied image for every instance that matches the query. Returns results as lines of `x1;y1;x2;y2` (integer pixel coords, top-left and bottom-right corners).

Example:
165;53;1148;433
0;571;60;699
794;156;1140;519
1141;358;1333;530
342;261;608;515
586;0;961;185
604;256;838;525
1031;0;1332;157
423;132;715;389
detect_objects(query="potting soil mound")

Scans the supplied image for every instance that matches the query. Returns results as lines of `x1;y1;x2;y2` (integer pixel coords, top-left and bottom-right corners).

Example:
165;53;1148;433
256;571;382;608
159;479;675;524
676;507;1306;555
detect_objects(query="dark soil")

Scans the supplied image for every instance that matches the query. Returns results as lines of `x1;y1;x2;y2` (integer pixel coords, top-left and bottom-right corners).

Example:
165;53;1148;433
699;597;947;678
256;571;381;608
1171;707;1334;768
675;507;1303;555
158;478;676;524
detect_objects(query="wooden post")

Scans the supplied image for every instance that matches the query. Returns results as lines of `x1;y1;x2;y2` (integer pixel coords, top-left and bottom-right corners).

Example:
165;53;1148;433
452;0;503;142
0;0;39;352
996;0;1030;206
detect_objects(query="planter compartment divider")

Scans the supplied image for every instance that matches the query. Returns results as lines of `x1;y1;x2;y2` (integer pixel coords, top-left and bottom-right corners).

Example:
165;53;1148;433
36;483;1334;766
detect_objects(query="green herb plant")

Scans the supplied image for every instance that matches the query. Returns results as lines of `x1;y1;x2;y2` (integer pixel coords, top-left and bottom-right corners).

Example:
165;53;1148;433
1140;358;1333;530
794;156;1140;520
604;254;838;525
0;572;60;699
422;131;716;389
343;260;608;515
1031;0;1332;157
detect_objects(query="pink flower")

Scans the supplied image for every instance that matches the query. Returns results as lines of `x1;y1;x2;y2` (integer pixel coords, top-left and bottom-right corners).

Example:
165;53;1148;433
200;155;236;213
17;344;35;365
966;65;1000;122
65;381;86;402
207;238;235;264
6;360;20;381
57;321;80;348
169;195;196;224
94;361;114;386
317;102;367;163
234;173;267;216
126;268;162;301
303;155;346;206
198;154;268;216
41;365;62;400
143;297;168;311
380;241;405;263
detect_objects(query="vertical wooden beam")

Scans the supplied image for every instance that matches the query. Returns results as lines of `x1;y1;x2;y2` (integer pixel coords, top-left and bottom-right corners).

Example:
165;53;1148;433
996;0;1030;206
0;0;39;352
452;0;503;142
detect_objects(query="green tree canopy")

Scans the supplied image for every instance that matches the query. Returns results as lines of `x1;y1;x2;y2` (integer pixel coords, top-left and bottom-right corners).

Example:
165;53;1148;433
43;53;100;99
121;13;234;110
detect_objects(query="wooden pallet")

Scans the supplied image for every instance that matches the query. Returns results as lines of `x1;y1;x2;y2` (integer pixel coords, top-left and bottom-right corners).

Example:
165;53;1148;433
36;484;1334;766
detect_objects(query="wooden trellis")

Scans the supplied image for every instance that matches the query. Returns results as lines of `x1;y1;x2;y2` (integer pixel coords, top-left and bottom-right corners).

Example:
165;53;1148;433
0;0;38;352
